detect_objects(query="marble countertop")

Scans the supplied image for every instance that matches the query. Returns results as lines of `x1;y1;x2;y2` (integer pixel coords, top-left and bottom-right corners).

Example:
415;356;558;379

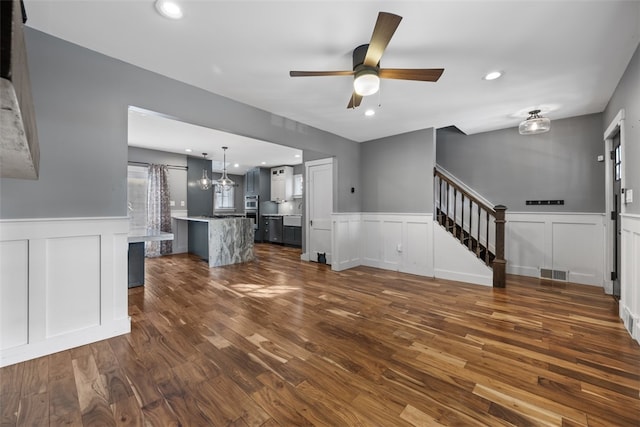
173;216;250;222
128;228;174;243
260;214;302;217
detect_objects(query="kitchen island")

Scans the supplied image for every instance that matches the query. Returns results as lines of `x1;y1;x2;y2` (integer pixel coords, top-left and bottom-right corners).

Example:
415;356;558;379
173;216;255;267
128;228;174;287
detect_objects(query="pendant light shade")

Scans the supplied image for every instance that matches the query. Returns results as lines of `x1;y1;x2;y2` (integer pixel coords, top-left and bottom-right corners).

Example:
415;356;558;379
215;146;235;193
198;153;212;190
519;110;551;135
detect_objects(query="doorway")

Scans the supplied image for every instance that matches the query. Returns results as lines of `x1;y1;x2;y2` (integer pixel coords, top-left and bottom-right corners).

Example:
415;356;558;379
612;132;621;298
305;158;334;264
603;109;625;298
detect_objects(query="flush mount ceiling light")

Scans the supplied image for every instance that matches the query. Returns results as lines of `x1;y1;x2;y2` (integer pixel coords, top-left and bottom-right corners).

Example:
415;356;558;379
199;153;211;190
155;0;183;19
353;67;380;96
364;109;376;117
215;146;235;193
519;109;551;135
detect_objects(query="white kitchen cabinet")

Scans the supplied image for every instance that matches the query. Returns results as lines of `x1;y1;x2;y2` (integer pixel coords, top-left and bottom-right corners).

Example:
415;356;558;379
271;166;293;202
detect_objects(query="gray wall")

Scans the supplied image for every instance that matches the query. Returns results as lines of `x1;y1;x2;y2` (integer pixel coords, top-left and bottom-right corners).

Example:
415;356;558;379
0;29;361;219
604;43;640;215
436;113;605;213
187;156;213;217
128;147;188;212
186;156;244;216
360;128;435;213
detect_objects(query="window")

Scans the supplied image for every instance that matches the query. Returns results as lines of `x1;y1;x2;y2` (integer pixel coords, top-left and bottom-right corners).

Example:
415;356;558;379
214;186;235;210
127;165;148;228
614;143;621;182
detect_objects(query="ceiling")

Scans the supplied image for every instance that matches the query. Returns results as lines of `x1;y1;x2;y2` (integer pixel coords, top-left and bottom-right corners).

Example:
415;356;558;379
128;107;302;175
24;1;640;143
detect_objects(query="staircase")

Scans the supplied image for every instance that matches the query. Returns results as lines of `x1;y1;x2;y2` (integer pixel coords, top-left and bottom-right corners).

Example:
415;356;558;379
434;168;507;287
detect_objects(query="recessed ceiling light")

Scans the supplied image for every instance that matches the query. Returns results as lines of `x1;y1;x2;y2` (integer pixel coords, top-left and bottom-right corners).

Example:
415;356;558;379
365;109;375;117
155;0;183;19
483;71;503;81
184;148;192;153
233;163;240;168
294;154;301;158
261;161;266;165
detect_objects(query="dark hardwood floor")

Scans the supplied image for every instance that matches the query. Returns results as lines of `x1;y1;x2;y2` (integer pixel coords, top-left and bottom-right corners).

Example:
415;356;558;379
2;243;639;426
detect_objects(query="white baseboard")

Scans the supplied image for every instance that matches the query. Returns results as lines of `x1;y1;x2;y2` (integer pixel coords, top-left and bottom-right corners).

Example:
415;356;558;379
1;318;130;367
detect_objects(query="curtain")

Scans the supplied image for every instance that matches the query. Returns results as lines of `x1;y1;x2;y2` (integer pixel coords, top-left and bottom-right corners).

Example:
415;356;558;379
146;164;172;257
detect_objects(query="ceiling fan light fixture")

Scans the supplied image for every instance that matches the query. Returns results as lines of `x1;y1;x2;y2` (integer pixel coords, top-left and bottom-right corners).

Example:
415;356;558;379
353;69;380;96
519;110;551;135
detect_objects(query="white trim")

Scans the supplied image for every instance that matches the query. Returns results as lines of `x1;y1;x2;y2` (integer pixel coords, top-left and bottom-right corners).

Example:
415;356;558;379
0;217;131;367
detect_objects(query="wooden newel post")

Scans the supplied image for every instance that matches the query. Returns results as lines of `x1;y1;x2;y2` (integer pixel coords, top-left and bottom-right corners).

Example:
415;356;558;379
493;205;507;288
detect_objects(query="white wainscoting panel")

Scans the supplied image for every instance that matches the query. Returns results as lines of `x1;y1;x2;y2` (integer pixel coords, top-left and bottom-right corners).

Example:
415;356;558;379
331;214;361;271
505;219;546;277
621;214;640;344
0;217;130;367
433;224;493;286
0;240;29;350
505;213;605;286
46;236;101;337
332;213;433;277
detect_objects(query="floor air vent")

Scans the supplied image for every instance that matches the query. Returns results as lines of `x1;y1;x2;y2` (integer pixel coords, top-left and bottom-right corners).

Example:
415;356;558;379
540;268;568;281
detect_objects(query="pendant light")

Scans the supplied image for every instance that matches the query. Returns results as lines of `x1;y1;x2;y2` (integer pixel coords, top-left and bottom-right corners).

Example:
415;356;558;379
198;153;212;190
519;110;551;135
215;146;235;193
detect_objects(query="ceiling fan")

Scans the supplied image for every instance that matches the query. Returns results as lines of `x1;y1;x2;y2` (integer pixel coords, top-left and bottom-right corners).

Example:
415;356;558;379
289;12;444;109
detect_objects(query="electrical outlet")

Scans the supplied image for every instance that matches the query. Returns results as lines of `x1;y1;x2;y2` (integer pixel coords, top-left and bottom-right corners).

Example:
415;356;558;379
180;200;185;206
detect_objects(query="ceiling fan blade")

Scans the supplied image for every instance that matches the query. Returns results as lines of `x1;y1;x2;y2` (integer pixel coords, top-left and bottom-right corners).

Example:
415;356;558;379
290;70;354;77
379;68;445;82
347;92;363;109
363;12;402;67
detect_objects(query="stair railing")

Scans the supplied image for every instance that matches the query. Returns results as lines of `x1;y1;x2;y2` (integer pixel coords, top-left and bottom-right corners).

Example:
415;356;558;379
434;168;506;288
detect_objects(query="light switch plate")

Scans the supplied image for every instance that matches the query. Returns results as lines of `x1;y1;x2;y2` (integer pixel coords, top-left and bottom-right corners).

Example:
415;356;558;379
170;200;175;206
625;189;633;203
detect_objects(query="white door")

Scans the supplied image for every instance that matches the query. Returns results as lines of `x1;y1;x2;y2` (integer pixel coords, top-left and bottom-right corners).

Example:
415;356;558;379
306;158;333;264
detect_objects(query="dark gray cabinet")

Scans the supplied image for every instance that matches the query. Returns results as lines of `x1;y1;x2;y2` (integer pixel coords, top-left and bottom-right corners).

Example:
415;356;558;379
188;221;209;260
283;226;302;247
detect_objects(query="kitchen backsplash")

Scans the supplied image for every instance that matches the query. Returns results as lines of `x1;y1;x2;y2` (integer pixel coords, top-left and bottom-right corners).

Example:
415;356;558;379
278;200;303;215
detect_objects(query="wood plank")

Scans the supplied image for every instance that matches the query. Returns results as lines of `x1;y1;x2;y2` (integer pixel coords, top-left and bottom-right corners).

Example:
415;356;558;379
0;244;638;426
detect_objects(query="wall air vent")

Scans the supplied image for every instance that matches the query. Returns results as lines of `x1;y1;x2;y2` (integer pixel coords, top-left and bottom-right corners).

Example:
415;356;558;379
540;268;553;279
540;268;568;281
623;308;635;336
